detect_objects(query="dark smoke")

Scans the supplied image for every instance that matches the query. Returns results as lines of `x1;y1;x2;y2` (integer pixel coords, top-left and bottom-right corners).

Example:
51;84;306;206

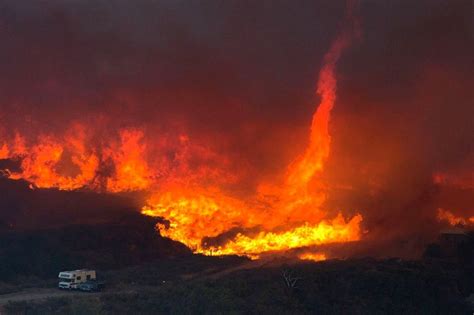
0;0;472;256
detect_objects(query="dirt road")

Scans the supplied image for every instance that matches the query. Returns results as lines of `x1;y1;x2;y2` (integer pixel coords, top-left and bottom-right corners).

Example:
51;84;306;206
0;288;99;307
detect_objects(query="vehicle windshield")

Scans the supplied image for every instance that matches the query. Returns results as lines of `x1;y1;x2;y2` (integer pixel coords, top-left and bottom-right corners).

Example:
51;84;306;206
59;278;73;283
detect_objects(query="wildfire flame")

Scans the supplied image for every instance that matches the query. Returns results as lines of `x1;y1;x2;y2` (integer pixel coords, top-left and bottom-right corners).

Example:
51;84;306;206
2;126;152;192
0;3;364;260
298;252;327;262
142;5;363;258
103;129;151;192
437;208;474;226
204;214;362;257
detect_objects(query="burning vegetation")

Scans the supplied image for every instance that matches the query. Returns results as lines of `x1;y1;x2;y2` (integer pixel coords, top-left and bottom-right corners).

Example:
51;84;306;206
0;0;472;262
0;3;364;260
141;5;365;258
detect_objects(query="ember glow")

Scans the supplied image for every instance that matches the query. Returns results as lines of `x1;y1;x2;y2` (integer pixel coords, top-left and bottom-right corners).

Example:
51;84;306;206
298;252;327;262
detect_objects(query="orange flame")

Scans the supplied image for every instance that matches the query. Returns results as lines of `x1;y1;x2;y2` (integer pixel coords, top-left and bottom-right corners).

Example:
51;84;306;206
142;9;363;258
437;208;474;226
0;143;8;159
2;126;152;192
1;4;364;260
286;27;353;194
6;125;99;190
205;214;362;257
142;186;248;251
104;129;151;192
298;252;327;262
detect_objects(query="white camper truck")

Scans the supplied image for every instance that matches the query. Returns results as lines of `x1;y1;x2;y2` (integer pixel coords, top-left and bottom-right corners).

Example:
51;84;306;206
58;269;96;290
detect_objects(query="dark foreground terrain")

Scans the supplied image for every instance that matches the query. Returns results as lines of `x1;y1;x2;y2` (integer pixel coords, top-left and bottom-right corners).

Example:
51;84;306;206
1;256;473;314
1;226;473;314
0;180;472;314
